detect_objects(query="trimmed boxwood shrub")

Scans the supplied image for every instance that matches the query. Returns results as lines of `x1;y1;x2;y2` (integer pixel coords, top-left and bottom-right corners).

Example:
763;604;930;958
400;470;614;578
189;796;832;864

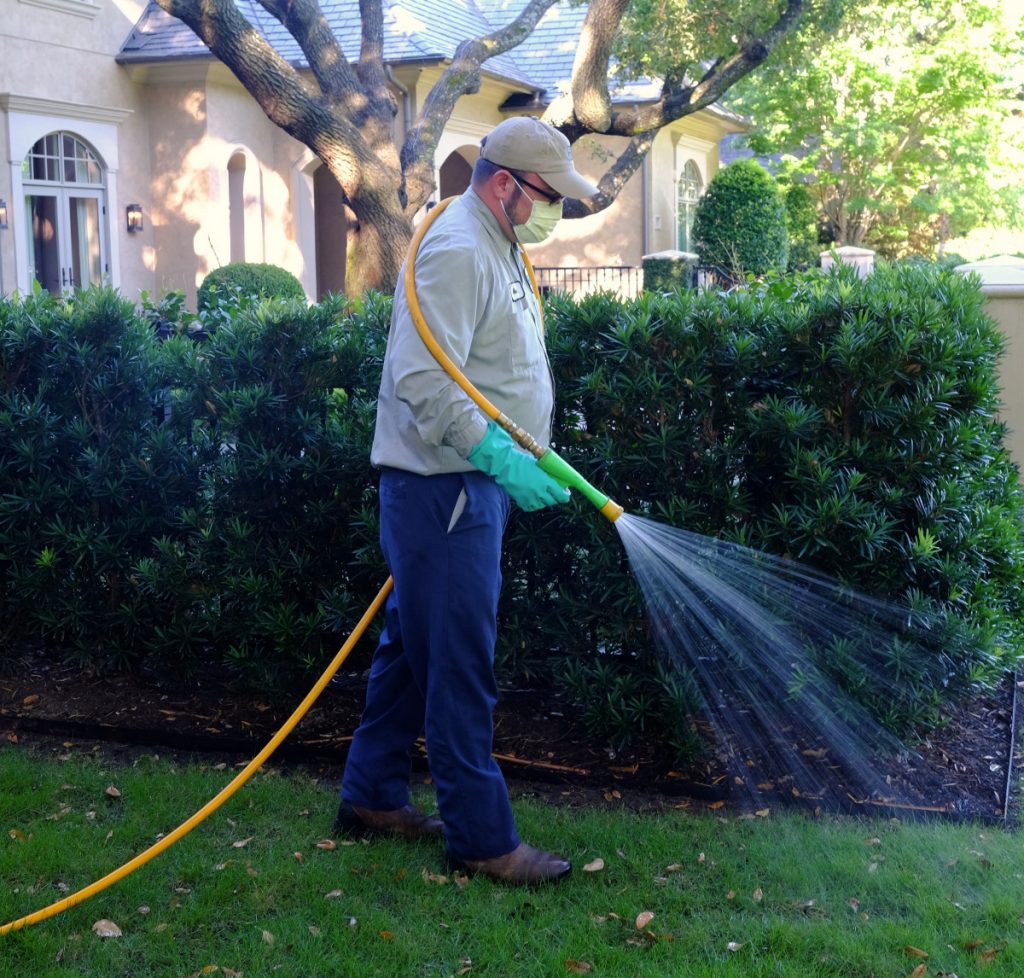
137;290;388;688
693;160;789;277
510;262;1024;749
0;287;193;669
197;262;306;313
1;264;1021;756
642;254;697;293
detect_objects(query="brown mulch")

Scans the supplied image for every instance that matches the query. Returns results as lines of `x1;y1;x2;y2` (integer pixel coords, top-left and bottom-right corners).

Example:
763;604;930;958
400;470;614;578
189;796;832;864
0;649;1020;823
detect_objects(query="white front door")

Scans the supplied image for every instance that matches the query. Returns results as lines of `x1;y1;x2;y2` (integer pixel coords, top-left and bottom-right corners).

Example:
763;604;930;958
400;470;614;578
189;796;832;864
25;187;106;295
21;132;109;294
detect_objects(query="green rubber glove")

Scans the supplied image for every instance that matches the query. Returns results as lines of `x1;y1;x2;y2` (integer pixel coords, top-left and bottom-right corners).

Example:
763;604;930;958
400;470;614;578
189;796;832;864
468;422;571;511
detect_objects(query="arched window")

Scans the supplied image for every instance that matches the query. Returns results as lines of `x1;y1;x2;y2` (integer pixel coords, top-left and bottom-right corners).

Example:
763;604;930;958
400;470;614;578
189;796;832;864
22;132;107;293
676;159;703;253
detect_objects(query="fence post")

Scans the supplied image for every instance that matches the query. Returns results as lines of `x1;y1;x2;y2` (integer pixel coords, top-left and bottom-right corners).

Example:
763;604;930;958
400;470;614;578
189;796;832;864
955;255;1024;476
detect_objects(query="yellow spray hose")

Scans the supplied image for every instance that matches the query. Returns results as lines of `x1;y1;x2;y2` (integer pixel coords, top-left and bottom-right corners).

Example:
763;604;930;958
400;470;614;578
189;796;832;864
0;579;392;935
407;198;623;523
2;190;621;937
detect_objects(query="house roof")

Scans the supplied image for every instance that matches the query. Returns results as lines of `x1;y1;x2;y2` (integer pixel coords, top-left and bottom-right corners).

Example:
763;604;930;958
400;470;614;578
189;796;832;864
119;0;744;125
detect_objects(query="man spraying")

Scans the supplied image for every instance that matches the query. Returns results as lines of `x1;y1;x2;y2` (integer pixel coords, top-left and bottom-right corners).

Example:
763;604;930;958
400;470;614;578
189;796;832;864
336;117;599;885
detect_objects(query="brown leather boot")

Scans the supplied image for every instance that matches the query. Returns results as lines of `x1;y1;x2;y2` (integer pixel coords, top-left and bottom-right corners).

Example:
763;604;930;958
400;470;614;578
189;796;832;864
333;800;444;840
448;842;572;885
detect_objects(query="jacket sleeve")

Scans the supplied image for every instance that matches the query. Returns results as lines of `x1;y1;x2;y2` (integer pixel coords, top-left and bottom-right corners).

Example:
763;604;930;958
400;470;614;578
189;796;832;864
388;235;491;458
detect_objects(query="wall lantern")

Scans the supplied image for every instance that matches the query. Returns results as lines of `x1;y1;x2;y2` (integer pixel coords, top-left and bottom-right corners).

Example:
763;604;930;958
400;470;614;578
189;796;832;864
0;199;8;230
126;203;143;233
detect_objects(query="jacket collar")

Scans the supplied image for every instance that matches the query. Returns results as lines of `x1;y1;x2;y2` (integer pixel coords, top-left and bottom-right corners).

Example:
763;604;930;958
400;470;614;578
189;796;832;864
463;186;512;249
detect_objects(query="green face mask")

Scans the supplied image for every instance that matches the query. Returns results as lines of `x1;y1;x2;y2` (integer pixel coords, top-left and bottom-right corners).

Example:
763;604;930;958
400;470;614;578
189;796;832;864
508;177;563;244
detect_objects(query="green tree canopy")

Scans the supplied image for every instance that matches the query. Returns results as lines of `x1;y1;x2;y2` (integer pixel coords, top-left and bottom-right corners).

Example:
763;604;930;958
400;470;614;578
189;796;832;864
728;0;1024;257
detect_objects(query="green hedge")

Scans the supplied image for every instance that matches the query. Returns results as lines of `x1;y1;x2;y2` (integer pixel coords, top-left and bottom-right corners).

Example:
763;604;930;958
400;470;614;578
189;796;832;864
1;265;1021;754
197;262;306;314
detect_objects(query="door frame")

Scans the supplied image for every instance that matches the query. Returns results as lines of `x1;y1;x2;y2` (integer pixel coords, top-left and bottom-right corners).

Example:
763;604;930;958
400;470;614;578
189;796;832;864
2;97;128;295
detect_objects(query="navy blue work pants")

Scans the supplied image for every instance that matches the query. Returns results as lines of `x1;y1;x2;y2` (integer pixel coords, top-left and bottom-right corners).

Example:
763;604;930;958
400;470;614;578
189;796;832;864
341;467;520;860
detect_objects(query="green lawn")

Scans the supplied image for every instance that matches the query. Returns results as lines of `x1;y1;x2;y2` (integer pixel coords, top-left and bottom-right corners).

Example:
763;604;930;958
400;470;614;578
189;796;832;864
0;746;1020;977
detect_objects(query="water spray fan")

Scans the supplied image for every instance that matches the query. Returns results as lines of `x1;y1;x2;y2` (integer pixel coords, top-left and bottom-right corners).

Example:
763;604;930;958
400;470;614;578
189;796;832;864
404;197;623;524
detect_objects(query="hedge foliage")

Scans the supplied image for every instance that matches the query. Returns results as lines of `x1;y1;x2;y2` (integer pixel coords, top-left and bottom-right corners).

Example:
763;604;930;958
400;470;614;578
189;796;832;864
197;262;306;314
693;160;789;277
2;264;1022;754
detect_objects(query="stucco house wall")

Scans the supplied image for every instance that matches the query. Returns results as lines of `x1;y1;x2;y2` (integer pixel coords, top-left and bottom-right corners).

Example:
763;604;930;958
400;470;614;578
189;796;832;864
2;1;746;304
2;0;153;296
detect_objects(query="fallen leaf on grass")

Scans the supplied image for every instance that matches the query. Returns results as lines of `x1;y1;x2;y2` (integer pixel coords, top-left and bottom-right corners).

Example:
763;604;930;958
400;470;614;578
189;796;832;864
261;930;274;946
8;828;27;841
379;930;395;940
23;694;39;706
792;900;820;915
324;889;344;899
583;858;605;873
727;942;745;952
92;919;122;938
315;839;337;850
907;965;927;978
232;837;254;849
105;785;121;799
565;961;592;973
708;800;726;810
293;852;303;862
904;946;929;959
635;911;655;929
752;888;763;903
979;948;1000;964
422;868;449;885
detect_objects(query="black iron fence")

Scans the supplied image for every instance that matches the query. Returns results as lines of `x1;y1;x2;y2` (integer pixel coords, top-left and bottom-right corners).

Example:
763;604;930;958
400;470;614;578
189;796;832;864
534;263;744;299
533;265;643;299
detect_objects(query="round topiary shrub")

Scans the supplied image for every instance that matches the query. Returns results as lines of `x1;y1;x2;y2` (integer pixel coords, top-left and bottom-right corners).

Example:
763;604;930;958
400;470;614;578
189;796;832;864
197;262;306;313
692;160;789;277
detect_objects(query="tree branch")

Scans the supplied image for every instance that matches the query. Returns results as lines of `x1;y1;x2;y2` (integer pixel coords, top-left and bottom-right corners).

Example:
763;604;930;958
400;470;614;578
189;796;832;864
593;0;809;137
399;0;560;215
253;0;356;103
154;0;399;203
357;0;389;93
570;0;630;132
563;130;656;218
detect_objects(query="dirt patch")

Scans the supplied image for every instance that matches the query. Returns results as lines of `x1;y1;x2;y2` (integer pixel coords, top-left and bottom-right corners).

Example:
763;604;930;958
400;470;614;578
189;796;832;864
0;650;1019;823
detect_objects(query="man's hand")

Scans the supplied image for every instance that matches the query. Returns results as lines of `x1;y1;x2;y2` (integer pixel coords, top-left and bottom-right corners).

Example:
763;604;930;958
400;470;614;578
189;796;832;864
468;422;571;511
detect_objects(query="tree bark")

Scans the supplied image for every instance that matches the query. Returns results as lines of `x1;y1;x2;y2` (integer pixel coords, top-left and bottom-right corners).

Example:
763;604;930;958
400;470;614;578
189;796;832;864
155;0;815;292
400;0;560;215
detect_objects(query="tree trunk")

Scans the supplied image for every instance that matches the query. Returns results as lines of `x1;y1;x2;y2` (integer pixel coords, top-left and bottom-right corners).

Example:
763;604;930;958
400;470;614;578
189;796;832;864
343;191;411;296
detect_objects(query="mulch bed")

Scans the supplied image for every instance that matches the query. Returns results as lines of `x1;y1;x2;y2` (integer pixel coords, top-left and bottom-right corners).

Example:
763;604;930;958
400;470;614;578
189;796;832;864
0;650;1020;823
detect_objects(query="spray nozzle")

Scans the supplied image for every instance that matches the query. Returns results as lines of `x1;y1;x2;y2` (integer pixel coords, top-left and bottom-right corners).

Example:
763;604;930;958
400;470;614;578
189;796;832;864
537;449;624;523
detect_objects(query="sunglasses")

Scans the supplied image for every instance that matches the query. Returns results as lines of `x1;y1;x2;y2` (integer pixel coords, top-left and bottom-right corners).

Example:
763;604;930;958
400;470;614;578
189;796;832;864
510;172;564;206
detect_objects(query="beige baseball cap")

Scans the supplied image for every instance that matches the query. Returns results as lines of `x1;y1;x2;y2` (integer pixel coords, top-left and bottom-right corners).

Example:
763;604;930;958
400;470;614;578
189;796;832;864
480;116;599;200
